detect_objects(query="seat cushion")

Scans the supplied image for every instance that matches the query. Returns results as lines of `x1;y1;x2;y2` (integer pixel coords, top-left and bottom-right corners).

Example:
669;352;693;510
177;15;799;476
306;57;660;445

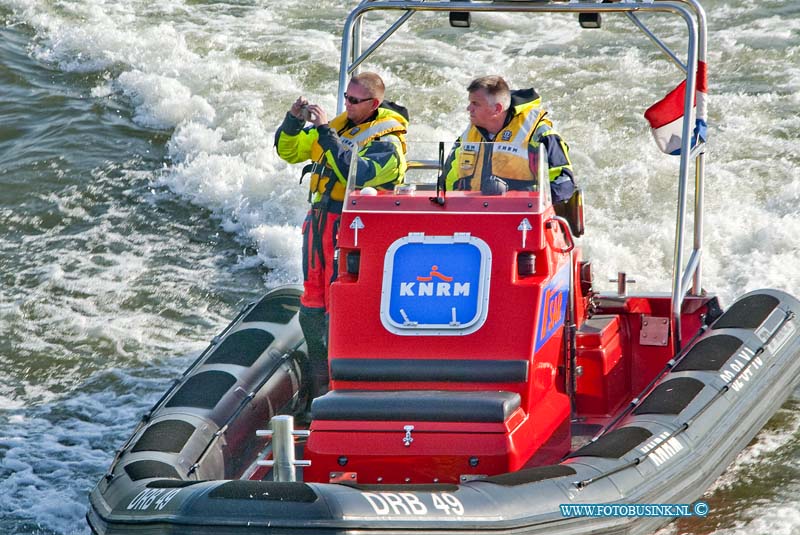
311;390;521;423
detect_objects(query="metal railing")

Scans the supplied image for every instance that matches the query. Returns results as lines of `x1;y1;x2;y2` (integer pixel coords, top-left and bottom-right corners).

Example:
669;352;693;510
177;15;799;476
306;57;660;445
256;416;311;482
336;0;708;351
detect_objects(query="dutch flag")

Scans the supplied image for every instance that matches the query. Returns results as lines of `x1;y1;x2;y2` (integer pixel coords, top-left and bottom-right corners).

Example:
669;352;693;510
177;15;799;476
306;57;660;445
644;61;707;155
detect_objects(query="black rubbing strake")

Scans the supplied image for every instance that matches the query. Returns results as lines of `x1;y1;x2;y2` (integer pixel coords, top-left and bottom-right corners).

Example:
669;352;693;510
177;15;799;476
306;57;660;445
205;329;275;367
568;427;653;459
132;420;196;453
165;371;237;410
634;378;706;415
673;335;743;372
713;294;779;330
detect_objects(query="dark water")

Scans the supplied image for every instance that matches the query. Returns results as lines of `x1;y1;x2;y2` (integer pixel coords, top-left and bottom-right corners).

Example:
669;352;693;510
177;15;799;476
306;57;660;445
0;19;265;534
1;1;798;533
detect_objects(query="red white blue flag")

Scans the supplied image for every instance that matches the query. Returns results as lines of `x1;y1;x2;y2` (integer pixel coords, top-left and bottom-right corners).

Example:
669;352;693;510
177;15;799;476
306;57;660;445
644;61;707;155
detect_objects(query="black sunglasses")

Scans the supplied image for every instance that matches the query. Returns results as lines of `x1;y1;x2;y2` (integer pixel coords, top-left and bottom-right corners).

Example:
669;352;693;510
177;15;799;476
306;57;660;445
344;93;374;105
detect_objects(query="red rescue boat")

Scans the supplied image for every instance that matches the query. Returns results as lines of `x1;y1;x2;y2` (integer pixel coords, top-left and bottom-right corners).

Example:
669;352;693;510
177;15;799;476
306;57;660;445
88;2;800;535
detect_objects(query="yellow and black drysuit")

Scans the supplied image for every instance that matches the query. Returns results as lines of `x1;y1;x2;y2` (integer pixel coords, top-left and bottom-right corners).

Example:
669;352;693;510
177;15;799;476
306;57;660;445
444;88;575;203
275;102;408;395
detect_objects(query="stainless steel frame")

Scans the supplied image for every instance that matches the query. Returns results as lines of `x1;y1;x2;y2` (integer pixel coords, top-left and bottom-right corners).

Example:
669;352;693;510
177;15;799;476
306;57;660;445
336;0;708;350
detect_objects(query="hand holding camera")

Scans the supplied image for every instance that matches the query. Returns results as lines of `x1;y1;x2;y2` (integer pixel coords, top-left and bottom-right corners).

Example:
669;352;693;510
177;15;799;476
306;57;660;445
290;96;309;120
290;97;328;126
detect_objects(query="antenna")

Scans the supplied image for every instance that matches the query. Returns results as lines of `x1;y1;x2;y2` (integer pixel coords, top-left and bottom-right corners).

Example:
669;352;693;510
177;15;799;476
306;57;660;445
429;141;447;206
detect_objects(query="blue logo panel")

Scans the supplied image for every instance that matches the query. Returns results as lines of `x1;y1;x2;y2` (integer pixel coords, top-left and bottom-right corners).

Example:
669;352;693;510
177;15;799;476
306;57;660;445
534;264;570;352
381;237;491;335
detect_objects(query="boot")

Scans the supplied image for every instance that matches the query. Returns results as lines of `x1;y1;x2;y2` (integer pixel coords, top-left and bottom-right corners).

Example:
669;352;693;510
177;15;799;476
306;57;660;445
299;306;329;400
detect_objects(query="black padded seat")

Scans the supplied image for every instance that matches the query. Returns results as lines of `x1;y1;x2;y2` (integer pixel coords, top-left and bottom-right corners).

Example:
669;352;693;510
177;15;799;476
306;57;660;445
311;390;521;423
330;358;528;383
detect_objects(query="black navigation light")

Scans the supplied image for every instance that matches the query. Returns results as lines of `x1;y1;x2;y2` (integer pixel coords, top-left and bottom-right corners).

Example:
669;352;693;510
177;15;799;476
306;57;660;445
449;0;471;28
579;12;602;29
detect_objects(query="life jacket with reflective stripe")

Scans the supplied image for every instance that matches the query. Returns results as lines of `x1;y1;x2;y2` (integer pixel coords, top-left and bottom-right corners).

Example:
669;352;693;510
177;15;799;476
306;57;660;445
455;101;550;190
308;108;407;203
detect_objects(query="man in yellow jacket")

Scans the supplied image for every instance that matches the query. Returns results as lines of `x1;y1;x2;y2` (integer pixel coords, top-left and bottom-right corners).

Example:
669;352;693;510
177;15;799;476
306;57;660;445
444;75;575;202
275;72;408;397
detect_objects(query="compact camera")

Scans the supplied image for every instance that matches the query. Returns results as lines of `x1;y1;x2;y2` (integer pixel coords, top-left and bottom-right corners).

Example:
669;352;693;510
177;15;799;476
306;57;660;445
300;105;312;122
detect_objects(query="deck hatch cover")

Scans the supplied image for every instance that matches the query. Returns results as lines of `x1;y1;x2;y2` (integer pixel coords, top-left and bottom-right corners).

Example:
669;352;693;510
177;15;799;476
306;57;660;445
379;235;492;336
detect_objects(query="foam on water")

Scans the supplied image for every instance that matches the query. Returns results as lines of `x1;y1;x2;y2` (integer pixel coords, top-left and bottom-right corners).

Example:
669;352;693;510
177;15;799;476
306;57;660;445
1;0;799;534
0;177;231;392
9;0;796;302
710;406;800;491
0;365;189;534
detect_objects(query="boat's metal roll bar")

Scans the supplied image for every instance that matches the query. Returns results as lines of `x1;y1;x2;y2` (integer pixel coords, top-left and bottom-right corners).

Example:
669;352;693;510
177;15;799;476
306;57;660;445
257;415;311;482
337;0;707;352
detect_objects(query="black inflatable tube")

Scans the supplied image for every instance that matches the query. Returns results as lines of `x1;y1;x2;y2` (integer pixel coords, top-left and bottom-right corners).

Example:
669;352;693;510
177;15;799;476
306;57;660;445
88;289;800;535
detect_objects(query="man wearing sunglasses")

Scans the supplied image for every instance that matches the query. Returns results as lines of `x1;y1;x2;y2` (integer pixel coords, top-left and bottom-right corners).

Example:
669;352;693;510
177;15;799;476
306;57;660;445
275;72;408;399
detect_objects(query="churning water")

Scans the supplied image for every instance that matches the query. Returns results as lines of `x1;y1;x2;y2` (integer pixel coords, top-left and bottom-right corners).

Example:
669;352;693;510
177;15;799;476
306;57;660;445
0;0;798;533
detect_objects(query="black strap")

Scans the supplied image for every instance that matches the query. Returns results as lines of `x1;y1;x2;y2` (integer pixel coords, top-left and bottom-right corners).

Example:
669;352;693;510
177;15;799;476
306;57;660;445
300;163;314;184
302;161;332;205
309;209;321;270
310;177;339;270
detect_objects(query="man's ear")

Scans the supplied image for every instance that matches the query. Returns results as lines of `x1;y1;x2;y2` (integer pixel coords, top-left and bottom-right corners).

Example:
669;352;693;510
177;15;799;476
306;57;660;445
493;102;504;114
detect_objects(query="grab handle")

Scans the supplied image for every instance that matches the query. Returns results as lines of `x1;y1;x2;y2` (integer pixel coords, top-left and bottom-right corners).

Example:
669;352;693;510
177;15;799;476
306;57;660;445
546;216;575;253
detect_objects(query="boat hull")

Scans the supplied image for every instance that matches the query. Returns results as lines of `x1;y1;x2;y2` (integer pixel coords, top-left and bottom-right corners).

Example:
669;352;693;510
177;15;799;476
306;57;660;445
88;289;800;535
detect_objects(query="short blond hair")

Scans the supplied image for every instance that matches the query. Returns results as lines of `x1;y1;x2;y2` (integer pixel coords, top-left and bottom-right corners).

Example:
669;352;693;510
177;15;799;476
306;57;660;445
351;72;385;103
